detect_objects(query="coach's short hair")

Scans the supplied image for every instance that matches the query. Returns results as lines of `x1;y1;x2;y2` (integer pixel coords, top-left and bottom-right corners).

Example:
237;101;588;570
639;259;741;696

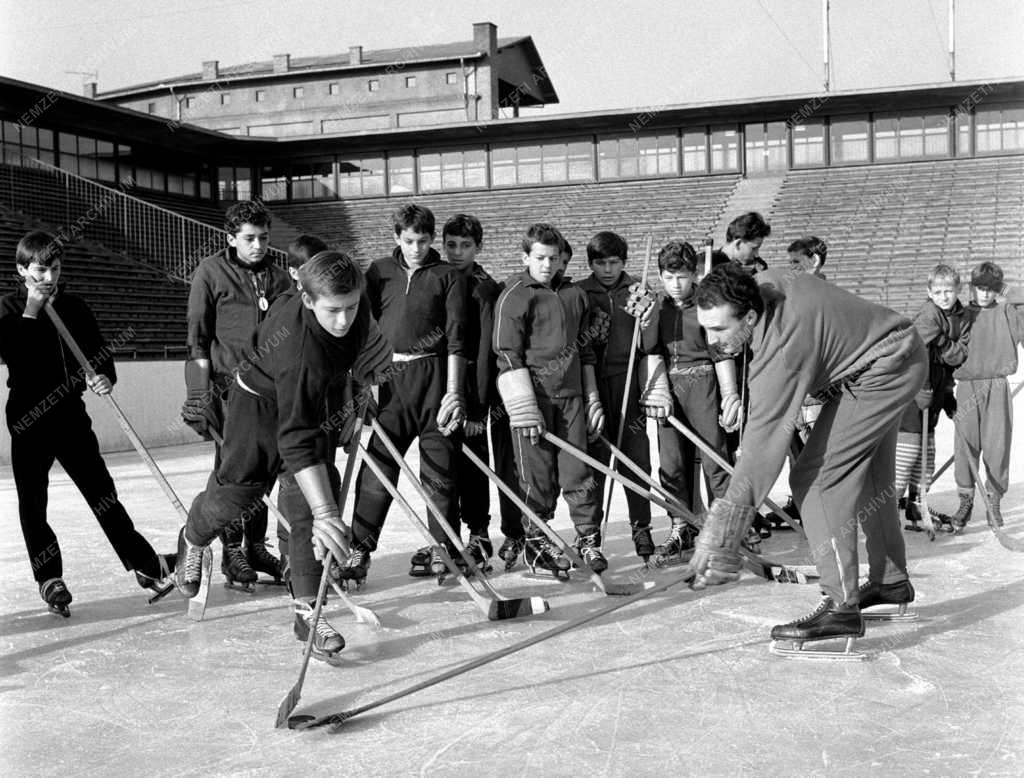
224;200;272;234
521;223;565;254
298;251;364;300
787;235;828;265
16;230;62;268
725;212;771;243
586;231;628;264
696;263;764;319
657;241;698;274
393;204;435;236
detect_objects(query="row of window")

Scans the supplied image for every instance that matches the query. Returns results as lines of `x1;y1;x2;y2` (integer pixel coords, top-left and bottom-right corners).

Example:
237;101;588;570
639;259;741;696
146;72;461;113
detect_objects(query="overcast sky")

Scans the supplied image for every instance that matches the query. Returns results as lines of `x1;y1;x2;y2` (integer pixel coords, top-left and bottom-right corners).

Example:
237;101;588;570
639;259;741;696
2;0;1022;114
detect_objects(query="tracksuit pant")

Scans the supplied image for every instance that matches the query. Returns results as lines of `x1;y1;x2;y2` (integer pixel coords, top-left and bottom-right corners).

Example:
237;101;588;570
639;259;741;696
954;378;1012;497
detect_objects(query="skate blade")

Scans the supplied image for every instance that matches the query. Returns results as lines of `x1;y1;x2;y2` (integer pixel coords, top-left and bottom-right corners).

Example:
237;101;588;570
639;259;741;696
487;596;550;620
769;636;867;661
187;547;214;622
768;566;819;585
147;582;176;604
521;569;572;582
256;577;286;586
48;605;71;618
223;580;258;594
311;649;346;667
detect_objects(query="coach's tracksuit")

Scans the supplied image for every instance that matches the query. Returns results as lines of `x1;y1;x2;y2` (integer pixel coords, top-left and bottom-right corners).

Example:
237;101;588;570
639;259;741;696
493;270;600;535
726;270;927;605
642;291;731;513
579;272;651;530
350;248;467;551
1;285;161;584
952;299;1024;498
184;294;390;600
186;248;291;549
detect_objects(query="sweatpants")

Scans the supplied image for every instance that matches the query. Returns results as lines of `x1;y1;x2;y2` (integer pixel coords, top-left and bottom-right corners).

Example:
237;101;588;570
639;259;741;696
954;378;1012;496
511;394;600;535
658;366;729;514
587;370;651;529
213;380;269;551
490;407;526;540
10;399;158;583
789;327;928;604
351;357;458;551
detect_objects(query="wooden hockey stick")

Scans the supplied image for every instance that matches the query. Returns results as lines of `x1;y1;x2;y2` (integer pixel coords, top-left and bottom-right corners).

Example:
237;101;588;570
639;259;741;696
42;302;208;616
291;565;696;732
359;448;548;620
599;233;654;548
665;416;806;537
460;443;654;596
918;409;938;540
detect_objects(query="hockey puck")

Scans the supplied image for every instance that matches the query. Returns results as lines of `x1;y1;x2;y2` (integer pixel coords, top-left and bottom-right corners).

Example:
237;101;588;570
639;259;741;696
288;715;315;729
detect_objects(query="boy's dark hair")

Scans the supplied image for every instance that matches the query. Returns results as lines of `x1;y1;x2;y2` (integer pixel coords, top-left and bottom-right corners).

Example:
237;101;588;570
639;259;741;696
442;214;483;246
971;261;1004;291
16;230;63;268
696;263;764;319
521;223;565;254
287;234;329;270
393;204;435;237
725;212;772;243
224;200;272;234
586;231;628;264
657;240;698;274
560;236;573;260
787;236;828;265
298;251;365;300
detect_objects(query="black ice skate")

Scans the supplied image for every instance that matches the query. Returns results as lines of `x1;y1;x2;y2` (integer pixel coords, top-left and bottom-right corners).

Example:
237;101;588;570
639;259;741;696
769;598;866;661
429;544;471;585
247;540;284;585
772;497;801;529
136;552;176;602
293;601;345;663
222;542;257;593
654;519;697;568
336;546;371;591
577;532;608;574
173;528;213;620
950;492;973;533
408;546;432;577
40;577;72;618
857;579;917;622
523;534;571;580
631;524;654;567
465;533;494;573
498;536;525;572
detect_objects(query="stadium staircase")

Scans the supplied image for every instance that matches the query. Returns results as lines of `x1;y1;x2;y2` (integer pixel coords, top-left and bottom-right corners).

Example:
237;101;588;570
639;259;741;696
710;174;786;246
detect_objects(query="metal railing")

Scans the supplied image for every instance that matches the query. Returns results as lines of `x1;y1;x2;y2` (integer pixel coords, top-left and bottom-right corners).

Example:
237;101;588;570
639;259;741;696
0;156;286;282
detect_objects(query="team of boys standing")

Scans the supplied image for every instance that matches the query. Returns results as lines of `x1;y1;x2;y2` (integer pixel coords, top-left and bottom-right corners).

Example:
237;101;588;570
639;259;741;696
2;198;1021;657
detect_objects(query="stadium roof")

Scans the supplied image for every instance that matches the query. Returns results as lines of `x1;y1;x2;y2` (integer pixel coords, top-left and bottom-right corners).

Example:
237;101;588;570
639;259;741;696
94;36;558;104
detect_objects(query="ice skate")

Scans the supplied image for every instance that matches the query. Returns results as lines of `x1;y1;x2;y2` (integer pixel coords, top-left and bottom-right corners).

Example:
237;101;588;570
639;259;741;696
246;540;284;585
903;495;925;532
293;601;345;663
769;597;866;661
753;512;772;539
173;527;207;599
654;519;696;568
577;531;607;574
222;542;257;593
136;552;176;600
772;497;801;529
429;544;470;585
985;489;1003;528
631;524;654;567
950;492;973;533
40;577;72;618
336;546;371;591
465;533;494;573
408;546;433;577
523;533;571;581
740;526;762;554
498;536;525;572
856;579;918;622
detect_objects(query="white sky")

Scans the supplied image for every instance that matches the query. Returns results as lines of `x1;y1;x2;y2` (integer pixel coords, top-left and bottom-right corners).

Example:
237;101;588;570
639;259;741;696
2;0;1022;114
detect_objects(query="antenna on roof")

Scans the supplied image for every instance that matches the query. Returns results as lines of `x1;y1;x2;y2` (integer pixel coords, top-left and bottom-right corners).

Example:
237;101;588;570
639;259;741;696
948;0;956;81
821;0;830;92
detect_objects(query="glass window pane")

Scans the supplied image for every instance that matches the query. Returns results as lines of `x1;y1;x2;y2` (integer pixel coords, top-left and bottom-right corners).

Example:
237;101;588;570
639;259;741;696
830;116;869;163
1004;107;1024;151
217;166;235;200
388;153;415;194
234;169;251;201
361;157;385;195
567;140;594;181
792;120;824;167
618;137;639;178
874;117;898;159
418;153;442;192
490;146;516;186
464;149;486;188
923;113;949;156
517;145;541;185
710;127;738;171
955;110;971;156
598;138;618;179
20;125;37;148
541;142;567;183
59;133;76;154
441;150;464;190
898;115;923;157
37;128;54;150
682;130;707;174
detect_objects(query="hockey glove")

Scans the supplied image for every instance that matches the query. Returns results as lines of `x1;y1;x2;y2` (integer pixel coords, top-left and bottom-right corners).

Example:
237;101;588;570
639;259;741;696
181;360;222;440
582;365;605;441
638;355;673;420
624;282;656;329
294;463;351;563
497;368;544;444
463;419;487;437
436;355;467;436
690;498;757;589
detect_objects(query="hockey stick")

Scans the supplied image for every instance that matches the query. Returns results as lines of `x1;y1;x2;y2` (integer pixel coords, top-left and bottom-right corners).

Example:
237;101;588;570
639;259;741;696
541;431;817;582
369;419;547;616
665;416;806;537
359;448;548;620
41;302;206;614
931;381;1024;482
918;409;938;540
598;433;688;514
460;443;654;596
290;564;696;732
599;233;654;549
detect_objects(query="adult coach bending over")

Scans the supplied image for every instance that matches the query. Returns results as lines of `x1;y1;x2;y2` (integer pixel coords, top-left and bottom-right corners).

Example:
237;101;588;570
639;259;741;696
691;264;927;657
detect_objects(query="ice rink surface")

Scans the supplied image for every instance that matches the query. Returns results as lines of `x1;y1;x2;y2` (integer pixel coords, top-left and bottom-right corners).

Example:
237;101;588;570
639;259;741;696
2;399;1022;777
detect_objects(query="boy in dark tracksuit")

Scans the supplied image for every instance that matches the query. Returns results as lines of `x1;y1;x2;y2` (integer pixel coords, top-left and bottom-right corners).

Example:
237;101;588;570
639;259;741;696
345;205;468;585
894;264;970;531
638;241;739;562
950;261;1024;529
176;252;390;659
1;231;172;616
182;201;291;588
494;223;607;575
579;231;653;562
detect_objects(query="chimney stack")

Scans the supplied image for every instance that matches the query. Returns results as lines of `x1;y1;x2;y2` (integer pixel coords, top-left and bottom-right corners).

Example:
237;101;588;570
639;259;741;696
349;46;363;65
83;81;97;99
273;54;291;73
473;22;497;57
202;60;219;80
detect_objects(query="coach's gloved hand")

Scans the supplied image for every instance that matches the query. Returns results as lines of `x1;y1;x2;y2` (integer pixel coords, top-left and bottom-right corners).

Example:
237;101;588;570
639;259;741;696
294;463;351;563
582;365;605;441
181;360;221;440
497;368;544;445
624;282;656;329
639;355;672;420
436;355;467;436
914;386;934;411
690;498;757;589
588;308;611;345
719;392;742;431
463;419;487;437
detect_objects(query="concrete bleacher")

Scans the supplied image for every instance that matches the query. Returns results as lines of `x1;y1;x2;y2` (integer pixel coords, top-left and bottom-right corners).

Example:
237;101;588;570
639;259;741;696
0;206;189;359
764;155;1024;315
136;190;225;228
271;175;740;280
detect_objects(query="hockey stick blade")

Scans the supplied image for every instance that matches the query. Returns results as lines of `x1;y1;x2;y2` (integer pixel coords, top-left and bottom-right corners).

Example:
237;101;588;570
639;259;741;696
186;546;214;621
147;582;175;604
292;565;696;732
